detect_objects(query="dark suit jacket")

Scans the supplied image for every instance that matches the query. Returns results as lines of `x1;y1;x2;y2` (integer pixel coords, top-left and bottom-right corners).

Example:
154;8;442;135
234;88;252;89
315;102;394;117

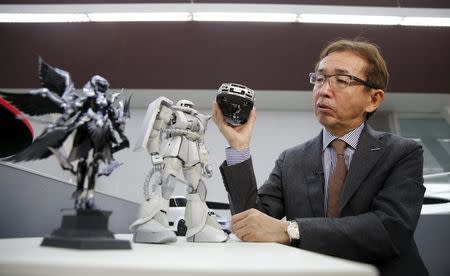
220;124;428;276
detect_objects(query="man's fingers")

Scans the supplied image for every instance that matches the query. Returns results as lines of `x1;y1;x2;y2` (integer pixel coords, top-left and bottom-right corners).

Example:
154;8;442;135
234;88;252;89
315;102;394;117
231;217;247;233
230;209;252;233
212;101;232;132
241;107;256;132
232;221;255;241
231;208;261;233
231;208;253;223
234;225;260;242
248;107;256;123
211;101;221;124
234;228;251;241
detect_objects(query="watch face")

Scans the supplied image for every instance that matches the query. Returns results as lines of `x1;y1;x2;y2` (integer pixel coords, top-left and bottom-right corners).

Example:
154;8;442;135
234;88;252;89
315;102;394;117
288;221;299;240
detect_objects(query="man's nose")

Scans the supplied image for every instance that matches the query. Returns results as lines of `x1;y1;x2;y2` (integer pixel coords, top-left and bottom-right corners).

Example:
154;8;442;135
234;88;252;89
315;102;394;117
315;79;333;97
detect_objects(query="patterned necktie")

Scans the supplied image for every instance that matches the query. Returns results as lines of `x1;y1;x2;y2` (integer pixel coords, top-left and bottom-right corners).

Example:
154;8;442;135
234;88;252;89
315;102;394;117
327;139;348;218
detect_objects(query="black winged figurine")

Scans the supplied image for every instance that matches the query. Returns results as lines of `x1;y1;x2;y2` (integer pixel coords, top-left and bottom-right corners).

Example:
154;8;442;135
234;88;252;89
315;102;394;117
1;57;131;210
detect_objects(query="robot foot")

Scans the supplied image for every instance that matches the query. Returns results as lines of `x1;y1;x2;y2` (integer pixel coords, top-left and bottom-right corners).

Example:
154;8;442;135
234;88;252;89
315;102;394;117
73;190;97;210
131;211;177;244
129;188;176;244
73;190;86;209
84;198;96;210
185;215;229;243
133;227;177;244
184;193;229;243
84;189;96;210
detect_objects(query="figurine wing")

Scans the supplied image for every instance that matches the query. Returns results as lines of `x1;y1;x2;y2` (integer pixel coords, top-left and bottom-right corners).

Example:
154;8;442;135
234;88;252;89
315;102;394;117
5;126;73;162
39;57;73;97
0;90;64;116
134;96;173;152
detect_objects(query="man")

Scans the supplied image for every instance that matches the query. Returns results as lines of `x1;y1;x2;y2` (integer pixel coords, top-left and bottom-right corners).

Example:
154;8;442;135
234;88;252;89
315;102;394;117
212;39;428;276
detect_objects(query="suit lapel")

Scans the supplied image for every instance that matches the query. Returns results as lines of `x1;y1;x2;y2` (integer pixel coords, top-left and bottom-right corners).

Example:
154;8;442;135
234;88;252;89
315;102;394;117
339;125;385;212
304;132;326;217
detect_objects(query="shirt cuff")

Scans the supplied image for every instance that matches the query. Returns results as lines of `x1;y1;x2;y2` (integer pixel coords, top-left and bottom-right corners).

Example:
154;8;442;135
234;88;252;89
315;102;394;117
225;147;251;166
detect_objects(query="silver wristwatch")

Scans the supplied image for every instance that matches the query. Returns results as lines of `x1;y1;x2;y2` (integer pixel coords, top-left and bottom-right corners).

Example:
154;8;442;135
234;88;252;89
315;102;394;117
286;220;300;244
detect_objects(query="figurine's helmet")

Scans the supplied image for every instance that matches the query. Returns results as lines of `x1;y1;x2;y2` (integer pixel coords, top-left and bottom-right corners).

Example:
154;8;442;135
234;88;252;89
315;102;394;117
176;99;195;109
91;75;109;93
216;83;255;127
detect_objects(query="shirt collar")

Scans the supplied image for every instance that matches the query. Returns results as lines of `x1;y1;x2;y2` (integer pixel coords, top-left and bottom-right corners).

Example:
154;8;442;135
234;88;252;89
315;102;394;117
322;122;365;151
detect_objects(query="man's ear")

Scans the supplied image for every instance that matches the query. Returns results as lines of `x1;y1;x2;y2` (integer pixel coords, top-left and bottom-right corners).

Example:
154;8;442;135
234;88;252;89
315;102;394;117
365;89;384;113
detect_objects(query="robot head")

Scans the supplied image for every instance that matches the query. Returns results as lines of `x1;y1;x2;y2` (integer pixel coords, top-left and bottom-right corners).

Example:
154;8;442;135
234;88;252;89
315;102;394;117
176;99;195;109
216;83;255;127
90;75;109;93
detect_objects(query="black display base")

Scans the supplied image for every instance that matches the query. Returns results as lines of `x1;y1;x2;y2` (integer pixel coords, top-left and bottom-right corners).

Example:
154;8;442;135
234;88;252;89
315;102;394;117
41;208;131;250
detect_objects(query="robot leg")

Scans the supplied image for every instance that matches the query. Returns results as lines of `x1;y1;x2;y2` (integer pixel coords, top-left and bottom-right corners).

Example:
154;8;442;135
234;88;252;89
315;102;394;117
183;165;228;243
129;185;177;244
74;159;87;209
129;158;181;244
160;157;180;200
84;161;99;210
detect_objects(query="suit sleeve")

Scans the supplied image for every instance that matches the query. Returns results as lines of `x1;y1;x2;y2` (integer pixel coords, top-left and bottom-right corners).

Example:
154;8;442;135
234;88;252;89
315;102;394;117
219;151;288;218
219;159;258;214
296;142;425;263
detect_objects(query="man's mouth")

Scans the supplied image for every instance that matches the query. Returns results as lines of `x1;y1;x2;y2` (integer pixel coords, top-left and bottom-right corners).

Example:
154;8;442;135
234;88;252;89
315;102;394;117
316;102;334;111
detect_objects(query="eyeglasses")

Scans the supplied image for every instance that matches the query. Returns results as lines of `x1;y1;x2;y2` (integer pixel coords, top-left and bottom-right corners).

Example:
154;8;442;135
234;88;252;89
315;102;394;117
309;72;376;90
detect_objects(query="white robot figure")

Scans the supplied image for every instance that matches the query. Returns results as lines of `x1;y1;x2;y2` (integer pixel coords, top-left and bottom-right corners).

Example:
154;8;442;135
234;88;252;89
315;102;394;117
129;97;228;243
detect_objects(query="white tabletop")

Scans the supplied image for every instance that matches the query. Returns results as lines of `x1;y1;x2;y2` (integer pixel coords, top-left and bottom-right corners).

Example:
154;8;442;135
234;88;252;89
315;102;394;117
422;184;450;215
0;234;378;276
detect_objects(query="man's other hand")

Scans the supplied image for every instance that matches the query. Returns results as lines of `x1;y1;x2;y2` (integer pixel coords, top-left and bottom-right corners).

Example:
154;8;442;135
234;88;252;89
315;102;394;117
231;208;290;244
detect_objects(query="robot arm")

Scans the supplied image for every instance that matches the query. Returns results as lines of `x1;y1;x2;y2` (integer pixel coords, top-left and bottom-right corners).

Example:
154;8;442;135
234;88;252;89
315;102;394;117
134;96;177;169
147;104;172;166
110;96;131;154
112;129;130;153
134;96;174;154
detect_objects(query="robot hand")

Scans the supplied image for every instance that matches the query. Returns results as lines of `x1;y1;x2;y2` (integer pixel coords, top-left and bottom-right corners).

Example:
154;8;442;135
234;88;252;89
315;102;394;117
202;164;213;178
112;138;129;153
98;160;123;177
150;152;164;171
118;138;130;149
30;88;51;97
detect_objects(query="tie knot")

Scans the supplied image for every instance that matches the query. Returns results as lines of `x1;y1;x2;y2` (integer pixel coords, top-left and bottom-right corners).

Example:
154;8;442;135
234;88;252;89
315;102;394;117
331;139;347;155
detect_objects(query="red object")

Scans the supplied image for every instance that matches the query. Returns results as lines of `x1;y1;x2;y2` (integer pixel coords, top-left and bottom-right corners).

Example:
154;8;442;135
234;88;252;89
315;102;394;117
0;97;34;158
